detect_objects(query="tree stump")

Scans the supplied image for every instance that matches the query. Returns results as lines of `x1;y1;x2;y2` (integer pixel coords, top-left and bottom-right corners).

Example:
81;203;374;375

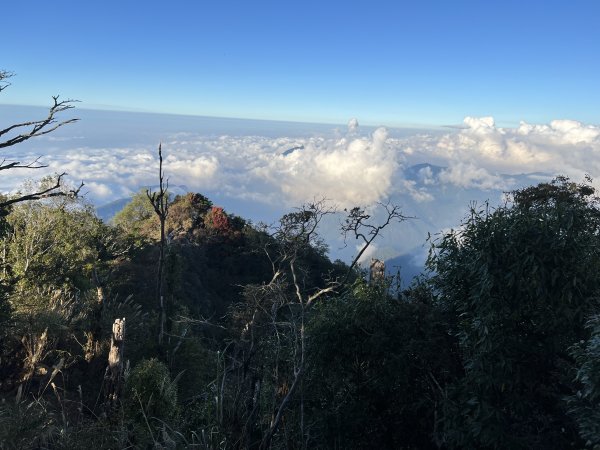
105;317;126;408
369;258;385;285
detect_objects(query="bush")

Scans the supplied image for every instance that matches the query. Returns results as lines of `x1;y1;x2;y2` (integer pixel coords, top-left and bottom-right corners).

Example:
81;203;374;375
124;358;180;445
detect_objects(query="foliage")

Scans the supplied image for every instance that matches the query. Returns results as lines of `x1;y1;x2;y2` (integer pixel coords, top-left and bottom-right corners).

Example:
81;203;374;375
306;280;459;449
429;176;600;449
205;206;233;236
112;189;158;242
0;395;63;449
168;192;213;239
568;314;600;448
124;358;181;446
4;199;103;290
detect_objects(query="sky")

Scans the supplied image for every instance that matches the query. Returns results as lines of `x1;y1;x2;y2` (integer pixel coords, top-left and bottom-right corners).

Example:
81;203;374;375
3;0;600;127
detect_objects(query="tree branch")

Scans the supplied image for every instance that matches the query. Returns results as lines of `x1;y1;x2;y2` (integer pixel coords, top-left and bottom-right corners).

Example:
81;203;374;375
0;173;83;209
0;96;79;148
342;201;411;283
0;157;47;171
0;70;13;93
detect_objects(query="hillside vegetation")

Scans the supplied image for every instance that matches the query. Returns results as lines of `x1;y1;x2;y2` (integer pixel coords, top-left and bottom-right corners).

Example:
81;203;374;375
0;177;598;449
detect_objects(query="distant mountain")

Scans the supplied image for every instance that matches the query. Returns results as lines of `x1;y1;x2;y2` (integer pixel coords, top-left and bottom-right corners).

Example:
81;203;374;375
95;197;131;222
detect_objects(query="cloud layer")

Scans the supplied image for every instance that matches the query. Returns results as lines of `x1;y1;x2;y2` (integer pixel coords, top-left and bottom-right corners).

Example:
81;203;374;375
4;112;600;263
410;116;600;182
6;114;600;208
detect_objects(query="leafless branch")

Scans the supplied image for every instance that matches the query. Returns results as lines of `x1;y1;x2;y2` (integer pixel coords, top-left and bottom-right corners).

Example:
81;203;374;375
0;74;82;209
233;199;408;447
0;157;47;171
0;173;83;209
0;70;13;93
342;201;411;282
274;198;336;253
0;96;79;148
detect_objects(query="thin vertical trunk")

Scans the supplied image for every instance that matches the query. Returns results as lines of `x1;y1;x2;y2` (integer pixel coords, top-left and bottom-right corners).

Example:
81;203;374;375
157;218;165;345
147;143;169;346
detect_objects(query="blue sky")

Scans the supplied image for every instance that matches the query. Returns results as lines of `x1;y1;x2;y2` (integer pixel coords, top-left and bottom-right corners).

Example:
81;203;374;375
3;0;600;127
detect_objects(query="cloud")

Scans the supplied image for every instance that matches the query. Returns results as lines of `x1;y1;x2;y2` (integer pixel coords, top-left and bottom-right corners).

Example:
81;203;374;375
7;114;600;209
14;124;399;209
6;112;600;264
164;154;219;187
439;162;508;190
85;181;113;199
392;116;600;190
255;126;398;207
6;109;600;270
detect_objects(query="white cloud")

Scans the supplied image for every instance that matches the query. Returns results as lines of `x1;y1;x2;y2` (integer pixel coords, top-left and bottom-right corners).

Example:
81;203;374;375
399;179;434;202
85;181;112;199
249;127;399;207
357;242;378;264
439;162;508;190
164;154;219;188
393;116;600;190
6;113;600;265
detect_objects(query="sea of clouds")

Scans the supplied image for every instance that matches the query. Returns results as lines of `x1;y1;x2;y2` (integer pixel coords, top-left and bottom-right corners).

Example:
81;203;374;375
2;105;599;277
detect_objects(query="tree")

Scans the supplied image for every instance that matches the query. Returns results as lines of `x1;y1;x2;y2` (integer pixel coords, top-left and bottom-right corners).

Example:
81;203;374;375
147;144;169;346
568;314;600;447
0;71;81;347
306;280;459;449
112;188;158;241
0;196;131;389
0;71;82;207
204;206;233;236
428;176;600;449
221;200;407;449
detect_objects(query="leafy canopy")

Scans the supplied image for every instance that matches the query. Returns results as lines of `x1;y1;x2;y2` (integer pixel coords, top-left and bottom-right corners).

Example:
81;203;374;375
429;176;600;449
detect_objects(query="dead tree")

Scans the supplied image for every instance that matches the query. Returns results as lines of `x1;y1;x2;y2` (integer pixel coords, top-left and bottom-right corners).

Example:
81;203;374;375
105;317;126;408
254;200;406;449
342;202;409;283
0;71;82;207
147;144;169;346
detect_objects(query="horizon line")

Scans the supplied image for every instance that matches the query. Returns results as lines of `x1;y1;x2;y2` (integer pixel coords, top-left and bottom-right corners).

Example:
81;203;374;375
0;102;454;131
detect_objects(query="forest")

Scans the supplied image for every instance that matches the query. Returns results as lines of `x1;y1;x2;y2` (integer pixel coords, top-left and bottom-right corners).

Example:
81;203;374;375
1;73;600;450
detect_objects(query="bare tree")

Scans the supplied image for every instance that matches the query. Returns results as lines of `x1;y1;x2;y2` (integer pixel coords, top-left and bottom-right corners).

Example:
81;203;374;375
342;202;409;282
0;71;82;207
225;200;408;449
146;143;169;346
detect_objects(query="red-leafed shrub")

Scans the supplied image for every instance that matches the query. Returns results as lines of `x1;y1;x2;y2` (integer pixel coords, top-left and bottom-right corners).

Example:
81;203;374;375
204;206;233;236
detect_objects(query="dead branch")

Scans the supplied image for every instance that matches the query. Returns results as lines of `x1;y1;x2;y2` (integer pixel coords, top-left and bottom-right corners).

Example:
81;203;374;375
0;173;84;209
0;96;79;148
342;201;410;282
0;156;47;171
0;74;81;207
105;318;126;409
0;70;13;93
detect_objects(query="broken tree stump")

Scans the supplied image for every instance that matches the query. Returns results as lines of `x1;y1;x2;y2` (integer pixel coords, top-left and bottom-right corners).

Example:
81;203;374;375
105;317;126;408
369;258;385;285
